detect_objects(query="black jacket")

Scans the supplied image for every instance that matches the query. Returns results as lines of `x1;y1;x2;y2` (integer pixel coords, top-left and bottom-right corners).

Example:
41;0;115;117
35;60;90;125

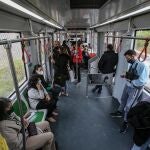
98;51;118;74
127;101;150;146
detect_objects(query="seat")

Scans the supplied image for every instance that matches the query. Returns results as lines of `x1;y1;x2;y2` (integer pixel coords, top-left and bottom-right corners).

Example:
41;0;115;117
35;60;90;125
12;88;47;123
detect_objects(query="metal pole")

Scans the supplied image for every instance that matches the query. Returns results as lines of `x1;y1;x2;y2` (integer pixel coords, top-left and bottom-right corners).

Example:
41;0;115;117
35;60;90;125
5;41;26;150
0;36;51;45
75;32;78;83
105;35;150;41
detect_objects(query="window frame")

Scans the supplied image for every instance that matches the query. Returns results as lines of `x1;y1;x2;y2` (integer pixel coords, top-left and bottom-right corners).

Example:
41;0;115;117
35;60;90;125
133;29;150;93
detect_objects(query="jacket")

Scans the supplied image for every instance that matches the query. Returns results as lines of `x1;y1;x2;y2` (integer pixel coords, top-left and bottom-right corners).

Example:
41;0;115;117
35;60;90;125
72;47;82;64
0;120;23;150
28;87;48;109
98;51;118;74
127;101;150;146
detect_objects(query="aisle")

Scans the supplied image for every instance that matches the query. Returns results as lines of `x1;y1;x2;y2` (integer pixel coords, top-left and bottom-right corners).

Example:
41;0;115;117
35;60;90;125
52;72;133;150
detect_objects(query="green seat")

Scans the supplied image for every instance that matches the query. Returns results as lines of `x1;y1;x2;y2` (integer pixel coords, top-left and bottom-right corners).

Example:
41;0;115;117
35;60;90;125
12;88;47;123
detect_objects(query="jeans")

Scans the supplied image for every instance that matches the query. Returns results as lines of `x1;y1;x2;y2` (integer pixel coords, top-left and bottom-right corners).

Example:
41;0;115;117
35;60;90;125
131;138;150;150
73;63;81;82
118;84;143;122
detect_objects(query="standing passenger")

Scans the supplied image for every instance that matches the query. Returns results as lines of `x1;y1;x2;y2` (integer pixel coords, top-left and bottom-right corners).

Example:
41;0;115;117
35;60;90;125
92;44;118;95
111;50;149;133
72;42;83;84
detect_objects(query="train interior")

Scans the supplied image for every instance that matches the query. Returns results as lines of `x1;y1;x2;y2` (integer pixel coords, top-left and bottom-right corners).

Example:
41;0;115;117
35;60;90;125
0;0;150;150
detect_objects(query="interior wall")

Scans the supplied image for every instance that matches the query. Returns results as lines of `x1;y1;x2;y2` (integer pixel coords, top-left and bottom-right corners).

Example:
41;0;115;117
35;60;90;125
98;0;150;23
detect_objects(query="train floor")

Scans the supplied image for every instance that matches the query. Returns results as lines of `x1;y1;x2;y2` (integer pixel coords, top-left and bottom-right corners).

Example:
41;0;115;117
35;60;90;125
52;71;133;150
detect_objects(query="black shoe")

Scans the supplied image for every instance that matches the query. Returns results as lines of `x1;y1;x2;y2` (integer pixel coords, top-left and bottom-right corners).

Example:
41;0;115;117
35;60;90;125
110;111;123;118
120;122;128;133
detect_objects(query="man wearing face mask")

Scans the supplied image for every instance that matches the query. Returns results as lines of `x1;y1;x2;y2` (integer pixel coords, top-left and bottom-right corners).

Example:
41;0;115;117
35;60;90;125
110;50;149;133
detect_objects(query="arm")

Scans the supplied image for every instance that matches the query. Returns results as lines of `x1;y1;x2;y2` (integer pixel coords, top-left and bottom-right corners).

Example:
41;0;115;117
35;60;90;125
131;64;149;87
28;88;45;100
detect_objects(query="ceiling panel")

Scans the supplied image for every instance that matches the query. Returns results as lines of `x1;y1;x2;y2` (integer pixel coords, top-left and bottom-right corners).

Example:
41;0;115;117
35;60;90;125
70;0;108;9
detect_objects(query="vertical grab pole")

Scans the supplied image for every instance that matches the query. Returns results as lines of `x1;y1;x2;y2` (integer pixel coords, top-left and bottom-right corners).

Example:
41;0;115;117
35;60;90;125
5;41;26;150
51;33;54;86
75;32;78;83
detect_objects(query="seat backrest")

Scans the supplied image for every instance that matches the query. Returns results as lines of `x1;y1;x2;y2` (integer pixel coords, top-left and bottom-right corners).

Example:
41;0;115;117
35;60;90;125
22;88;31;107
12;98;29;117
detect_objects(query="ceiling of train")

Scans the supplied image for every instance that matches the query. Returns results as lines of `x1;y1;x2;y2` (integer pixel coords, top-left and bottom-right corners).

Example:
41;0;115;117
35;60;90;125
24;0;109;29
70;0;107;9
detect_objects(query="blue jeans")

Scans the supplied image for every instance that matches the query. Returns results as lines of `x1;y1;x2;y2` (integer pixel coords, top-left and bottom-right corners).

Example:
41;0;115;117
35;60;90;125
131;138;150;150
118;84;143;122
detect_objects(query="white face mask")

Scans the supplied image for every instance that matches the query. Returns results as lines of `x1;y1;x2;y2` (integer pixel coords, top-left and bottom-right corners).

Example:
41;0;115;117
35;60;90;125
36;70;44;75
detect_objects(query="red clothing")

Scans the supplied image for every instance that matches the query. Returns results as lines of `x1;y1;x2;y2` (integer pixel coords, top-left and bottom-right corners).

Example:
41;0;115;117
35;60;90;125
72;47;83;63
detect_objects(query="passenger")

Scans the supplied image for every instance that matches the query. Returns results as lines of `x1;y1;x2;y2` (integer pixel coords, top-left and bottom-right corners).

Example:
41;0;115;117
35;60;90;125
32;64;61;100
62;40;73;69
28;76;58;122
54;46;70;96
0;97;56;150
111;50;149;133
72;42;83;84
127;101;150;150
92;44;118;95
82;45;90;69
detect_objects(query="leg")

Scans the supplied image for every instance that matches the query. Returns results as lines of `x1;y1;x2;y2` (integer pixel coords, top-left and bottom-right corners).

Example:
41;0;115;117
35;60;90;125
110;84;129;118
36;100;55;117
73;63;77;79
118;84;129;112
124;87;143;122
78;63;81;82
26;130;54;150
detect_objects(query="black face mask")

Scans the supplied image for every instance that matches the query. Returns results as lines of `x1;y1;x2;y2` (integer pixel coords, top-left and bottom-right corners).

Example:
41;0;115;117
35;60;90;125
7;107;14;115
127;59;135;64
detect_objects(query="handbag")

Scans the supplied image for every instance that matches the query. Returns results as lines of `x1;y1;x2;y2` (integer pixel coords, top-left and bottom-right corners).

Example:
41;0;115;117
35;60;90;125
27;122;37;136
68;66;75;82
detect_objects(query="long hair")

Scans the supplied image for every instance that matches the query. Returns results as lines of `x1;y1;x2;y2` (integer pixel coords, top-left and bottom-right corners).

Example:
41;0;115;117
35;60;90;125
0;97;11;121
32;64;42;74
28;76;39;90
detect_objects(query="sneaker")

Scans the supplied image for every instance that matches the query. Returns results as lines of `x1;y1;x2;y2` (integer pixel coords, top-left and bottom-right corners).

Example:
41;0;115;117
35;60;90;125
110;111;123;118
120;122;128;133
52;111;59;116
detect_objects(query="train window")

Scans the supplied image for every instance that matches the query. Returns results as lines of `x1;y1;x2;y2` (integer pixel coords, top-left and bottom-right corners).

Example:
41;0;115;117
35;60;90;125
0;33;27;97
134;30;150;91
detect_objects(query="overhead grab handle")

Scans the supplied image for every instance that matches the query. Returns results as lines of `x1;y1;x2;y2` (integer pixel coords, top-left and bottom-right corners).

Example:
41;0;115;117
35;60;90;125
138;39;149;62
21;40;31;64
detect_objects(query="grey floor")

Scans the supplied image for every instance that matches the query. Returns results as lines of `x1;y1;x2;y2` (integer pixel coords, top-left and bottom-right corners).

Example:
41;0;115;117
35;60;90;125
52;72;133;150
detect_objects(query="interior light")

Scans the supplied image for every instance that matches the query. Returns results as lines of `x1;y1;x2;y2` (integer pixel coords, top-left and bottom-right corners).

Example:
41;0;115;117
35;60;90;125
0;0;62;29
90;5;150;28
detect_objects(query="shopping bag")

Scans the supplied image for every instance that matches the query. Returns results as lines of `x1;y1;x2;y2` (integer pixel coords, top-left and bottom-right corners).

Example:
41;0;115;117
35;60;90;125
68;68;75;82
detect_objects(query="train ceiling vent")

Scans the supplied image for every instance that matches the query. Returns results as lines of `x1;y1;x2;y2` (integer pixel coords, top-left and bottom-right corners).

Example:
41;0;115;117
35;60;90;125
70;0;108;9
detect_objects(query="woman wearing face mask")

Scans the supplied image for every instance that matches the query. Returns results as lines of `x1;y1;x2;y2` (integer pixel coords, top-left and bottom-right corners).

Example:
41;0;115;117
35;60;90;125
0;97;56;150
28;76;58;122
32;64;61;100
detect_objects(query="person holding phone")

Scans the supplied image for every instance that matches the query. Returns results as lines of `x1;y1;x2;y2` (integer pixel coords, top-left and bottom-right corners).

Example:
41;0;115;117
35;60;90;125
28;76;58;123
0;97;56;150
110;50;149;133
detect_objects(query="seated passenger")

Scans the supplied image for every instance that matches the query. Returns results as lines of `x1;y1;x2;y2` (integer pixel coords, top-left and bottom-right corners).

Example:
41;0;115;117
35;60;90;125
127;101;150;150
32;64;61;99
28;76;58;122
0;97;56;150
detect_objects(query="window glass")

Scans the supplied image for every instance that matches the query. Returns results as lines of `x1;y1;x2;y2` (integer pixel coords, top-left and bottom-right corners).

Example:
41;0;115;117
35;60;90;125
134;30;150;91
0;33;27;97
